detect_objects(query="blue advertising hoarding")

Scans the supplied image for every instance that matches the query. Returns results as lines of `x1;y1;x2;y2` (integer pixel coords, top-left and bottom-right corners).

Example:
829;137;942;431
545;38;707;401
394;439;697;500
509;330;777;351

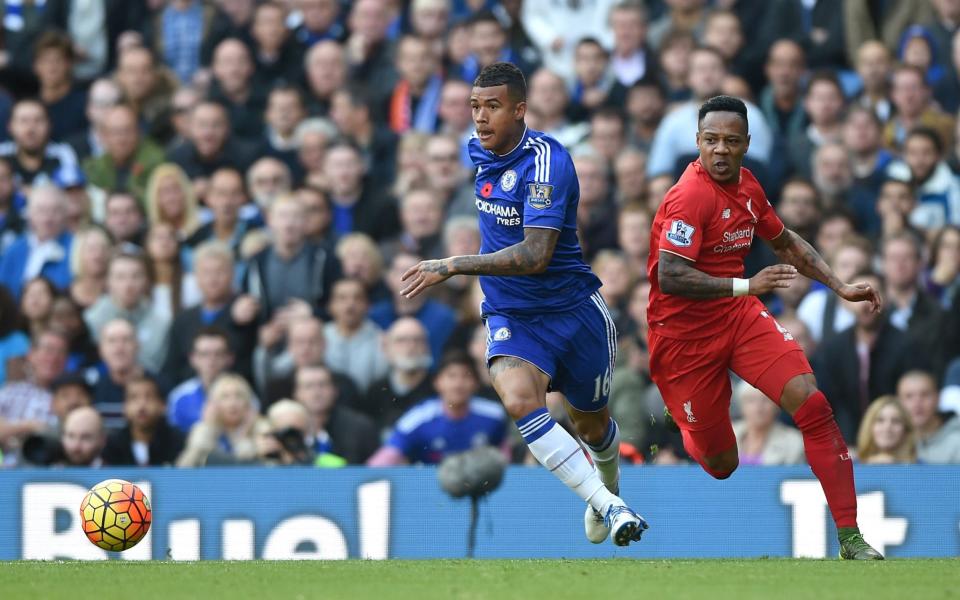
3;465;958;560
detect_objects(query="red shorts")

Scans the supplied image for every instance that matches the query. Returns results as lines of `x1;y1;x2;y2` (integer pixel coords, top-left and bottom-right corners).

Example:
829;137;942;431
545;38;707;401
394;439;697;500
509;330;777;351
648;297;812;458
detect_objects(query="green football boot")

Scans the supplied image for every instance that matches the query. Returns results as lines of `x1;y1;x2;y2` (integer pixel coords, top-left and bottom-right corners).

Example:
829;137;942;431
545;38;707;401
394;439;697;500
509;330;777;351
838;528;885;560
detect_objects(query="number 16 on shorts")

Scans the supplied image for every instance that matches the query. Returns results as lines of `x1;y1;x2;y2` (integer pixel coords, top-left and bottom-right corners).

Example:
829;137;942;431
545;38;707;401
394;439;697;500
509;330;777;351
593;367;611;403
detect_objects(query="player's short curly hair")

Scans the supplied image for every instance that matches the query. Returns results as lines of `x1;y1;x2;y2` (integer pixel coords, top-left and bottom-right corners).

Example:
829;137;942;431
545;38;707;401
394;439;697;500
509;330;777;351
474;62;527;103
698;95;748;132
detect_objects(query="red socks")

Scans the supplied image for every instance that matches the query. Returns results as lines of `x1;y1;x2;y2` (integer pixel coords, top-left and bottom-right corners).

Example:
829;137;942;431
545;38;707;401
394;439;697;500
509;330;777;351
792;391;858;528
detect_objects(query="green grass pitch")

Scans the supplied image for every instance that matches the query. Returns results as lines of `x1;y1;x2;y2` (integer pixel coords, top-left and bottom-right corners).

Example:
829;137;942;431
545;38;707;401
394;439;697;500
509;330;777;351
2;559;957;600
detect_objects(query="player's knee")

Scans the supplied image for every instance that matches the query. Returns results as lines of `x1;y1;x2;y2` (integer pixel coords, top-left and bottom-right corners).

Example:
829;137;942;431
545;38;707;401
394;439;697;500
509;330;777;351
703;452;738;479
570;416;608;446
500;390;544;420
779;373;819;415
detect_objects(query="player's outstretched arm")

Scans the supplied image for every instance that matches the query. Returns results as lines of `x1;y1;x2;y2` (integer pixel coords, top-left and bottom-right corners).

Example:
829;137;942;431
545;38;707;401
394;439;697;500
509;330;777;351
767;228;882;312
658;250;799;299
400;228;560;299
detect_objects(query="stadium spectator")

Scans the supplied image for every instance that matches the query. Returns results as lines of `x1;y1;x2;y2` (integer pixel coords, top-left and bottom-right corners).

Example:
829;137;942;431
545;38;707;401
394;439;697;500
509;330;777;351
519;0;612;81
574;152;617;260
185;168;256;254
164;241;256;384
208;38;265;143
383;187;446;260
148;0;221;84
361;317;435;429
926;226;960;308
567;38;625;121
83;104;165;204
843;106;894;236
881;232;947;374
423;133;472;218
66;78;122;162
646;46;772;179
48;296;98;372
884;64;953;151
32;30;86;141
257;315;358;409
256;399;317;465
0;159;22;252
18;276;55;339
732;382;805;466
437;79;473;141
294;117;338;189
810;142;854;210
59;406;105;467
608;1;656;88
331;84;402;188
293;363;379;464
855;395;917;464
612;148;647;206
0;286;29;385
167;327;235;434
241;194;340;323
103;191;146;246
295;186;334;247
0;329;69;453
0;99;79;186
370;251;455;363
293;0;346;47
167;101;256;184
323;278;388;394
48;373;93;430
797;236;871;344
367;351;507;465
262;86;306;175
887;127;960;230
177;373;263;467
335;232;388;301
790;71;846;179
579;108;628;164
113;46;176;142
167;86;201;150
303;40;348;115
852;40;894;122
147;223;198;318
593;250;633;327
68;226;111;309
525;68;589;148
144;163;201;241
322;141;399;241
84;319;149;430
648;0;707;51
54;163;92;231
776;179;822;245
0;184;73;298
103;374;185;466
814;270;916;442
624;78;666;152
247;157;293;215
388;35;443;134
84;249;170;373
898;370;960;463
249;2;303;86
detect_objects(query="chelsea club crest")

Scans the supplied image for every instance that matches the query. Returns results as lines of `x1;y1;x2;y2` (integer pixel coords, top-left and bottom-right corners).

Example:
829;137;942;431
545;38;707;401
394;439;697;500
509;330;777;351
500;170;517;191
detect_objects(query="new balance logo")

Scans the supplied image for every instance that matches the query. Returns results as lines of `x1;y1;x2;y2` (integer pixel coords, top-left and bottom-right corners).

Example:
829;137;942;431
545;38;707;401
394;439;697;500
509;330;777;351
722;208;731;219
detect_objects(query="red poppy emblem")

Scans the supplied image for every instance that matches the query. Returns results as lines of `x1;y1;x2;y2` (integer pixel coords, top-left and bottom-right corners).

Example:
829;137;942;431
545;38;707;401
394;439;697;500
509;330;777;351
480;182;493;198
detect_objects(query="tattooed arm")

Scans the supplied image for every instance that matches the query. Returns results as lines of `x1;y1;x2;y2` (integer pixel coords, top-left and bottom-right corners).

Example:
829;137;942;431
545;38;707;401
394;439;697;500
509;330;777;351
767;228;882;311
658;250;799;299
400;228;560;298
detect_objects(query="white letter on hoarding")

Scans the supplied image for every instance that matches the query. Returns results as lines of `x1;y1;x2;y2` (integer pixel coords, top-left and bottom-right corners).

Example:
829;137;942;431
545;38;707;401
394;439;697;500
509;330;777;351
780;480;828;558
857;491;907;557
358;480;390;560
22;483;107;560
262;516;348;560
121;481;153;561
222;520;255;560
168;519;200;560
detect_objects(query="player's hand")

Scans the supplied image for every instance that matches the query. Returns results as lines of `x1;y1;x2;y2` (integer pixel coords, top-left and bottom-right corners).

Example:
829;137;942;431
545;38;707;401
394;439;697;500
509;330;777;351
400;259;453;299
838;281;883;313
748;264;798;295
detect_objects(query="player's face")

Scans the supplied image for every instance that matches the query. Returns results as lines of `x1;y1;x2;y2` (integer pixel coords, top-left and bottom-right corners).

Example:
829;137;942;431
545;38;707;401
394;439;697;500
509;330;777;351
470;84;526;154
696;111;749;183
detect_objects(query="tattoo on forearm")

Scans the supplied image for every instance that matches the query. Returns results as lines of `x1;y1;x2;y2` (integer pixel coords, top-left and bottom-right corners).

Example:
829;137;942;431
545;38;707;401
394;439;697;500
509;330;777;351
658;251;733;299
451;228;558;276
773;229;840;290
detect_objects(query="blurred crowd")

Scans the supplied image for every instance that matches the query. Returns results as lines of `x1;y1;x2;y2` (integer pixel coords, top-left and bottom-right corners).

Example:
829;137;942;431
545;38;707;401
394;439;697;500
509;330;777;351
0;0;958;470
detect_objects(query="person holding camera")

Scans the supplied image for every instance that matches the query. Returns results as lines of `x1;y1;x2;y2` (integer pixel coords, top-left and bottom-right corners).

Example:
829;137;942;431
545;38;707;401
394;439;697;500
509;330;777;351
257;399;346;467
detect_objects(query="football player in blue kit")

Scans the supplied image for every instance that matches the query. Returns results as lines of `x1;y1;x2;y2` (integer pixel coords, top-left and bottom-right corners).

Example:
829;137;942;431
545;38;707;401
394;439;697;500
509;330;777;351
401;62;648;547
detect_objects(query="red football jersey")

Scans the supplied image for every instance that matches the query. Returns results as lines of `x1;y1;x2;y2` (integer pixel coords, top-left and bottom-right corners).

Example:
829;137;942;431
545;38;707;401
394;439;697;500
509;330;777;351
647;160;785;339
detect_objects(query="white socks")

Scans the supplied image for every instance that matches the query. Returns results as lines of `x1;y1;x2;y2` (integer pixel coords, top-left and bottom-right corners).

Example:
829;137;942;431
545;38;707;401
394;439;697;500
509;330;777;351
584;418;621;494
517;408;622;515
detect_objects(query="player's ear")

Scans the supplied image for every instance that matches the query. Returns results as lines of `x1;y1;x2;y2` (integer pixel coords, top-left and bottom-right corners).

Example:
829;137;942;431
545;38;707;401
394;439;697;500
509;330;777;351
514;100;527;121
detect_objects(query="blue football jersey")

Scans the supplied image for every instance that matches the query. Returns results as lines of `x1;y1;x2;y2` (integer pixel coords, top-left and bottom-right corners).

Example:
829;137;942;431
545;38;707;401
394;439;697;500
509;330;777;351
387;397;508;465
468;127;601;314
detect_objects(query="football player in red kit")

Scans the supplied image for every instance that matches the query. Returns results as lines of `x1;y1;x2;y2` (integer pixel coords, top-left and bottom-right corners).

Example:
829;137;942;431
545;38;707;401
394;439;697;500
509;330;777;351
647;95;884;560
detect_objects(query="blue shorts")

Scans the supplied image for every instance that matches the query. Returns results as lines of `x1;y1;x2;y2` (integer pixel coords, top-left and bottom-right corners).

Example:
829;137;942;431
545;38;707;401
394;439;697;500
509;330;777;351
484;291;616;412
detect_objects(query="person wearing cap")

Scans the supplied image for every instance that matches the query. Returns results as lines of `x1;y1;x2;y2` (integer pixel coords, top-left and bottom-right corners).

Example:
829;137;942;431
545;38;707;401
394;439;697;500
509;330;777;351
52;163;91;232
0;329;69;457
